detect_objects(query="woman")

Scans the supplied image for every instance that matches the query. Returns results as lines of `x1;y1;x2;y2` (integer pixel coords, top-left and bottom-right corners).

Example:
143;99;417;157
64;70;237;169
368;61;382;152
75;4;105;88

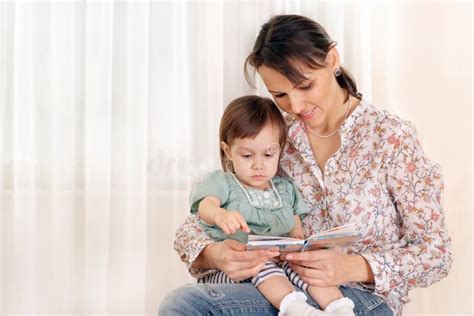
159;15;452;315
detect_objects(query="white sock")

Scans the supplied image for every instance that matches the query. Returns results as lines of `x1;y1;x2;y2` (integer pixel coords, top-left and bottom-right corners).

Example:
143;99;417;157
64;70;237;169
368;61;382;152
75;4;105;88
279;291;326;316
279;291;307;314
324;297;355;315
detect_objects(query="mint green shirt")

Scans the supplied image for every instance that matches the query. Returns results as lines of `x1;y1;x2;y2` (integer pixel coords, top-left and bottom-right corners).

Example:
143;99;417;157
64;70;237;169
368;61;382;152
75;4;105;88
190;170;309;243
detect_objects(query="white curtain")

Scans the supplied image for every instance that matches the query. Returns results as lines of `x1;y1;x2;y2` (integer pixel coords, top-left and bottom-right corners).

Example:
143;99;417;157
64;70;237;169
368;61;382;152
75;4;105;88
0;1;471;315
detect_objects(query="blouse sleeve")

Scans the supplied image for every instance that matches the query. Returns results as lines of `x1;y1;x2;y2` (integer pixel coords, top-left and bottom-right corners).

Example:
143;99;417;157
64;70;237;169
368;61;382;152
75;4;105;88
359;120;453;304
189;170;230;214
176;170;230;278
174;214;218;278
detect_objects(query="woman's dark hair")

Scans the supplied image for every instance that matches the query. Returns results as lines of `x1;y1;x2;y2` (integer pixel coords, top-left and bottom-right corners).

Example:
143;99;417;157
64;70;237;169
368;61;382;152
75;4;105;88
219;95;287;172
245;14;361;99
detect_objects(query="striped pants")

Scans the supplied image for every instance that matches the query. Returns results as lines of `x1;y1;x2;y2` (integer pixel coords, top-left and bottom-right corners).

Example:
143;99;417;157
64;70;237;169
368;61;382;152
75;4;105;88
197;261;308;291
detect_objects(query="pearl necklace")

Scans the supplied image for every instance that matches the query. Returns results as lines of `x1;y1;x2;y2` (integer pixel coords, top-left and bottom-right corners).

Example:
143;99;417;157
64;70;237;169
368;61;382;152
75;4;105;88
305;95;352;139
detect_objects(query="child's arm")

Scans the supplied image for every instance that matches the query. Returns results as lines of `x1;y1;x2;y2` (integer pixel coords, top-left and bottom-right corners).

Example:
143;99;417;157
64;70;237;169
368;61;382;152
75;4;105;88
199;196;250;235
288;215;305;239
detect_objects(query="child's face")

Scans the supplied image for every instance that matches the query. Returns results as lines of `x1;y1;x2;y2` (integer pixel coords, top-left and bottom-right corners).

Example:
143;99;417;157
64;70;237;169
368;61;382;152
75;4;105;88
222;123;282;190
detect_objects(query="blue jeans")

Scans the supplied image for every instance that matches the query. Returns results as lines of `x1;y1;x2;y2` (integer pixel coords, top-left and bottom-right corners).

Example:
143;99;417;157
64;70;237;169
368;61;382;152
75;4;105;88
159;283;393;315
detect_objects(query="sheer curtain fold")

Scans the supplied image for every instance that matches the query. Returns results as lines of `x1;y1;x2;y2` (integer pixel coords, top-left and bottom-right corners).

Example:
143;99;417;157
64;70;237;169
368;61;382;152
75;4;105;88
83;2;113;313
0;1;470;315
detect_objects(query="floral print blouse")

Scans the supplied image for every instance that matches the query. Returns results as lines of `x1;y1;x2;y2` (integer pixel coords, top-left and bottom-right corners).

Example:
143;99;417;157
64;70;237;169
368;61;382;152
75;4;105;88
174;99;452;315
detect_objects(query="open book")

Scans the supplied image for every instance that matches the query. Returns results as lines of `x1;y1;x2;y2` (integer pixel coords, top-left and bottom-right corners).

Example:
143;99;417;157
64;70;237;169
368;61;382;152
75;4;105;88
246;223;361;252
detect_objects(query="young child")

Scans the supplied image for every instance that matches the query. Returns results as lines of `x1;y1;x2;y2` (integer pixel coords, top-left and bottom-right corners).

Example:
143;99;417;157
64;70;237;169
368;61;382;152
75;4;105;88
190;95;355;316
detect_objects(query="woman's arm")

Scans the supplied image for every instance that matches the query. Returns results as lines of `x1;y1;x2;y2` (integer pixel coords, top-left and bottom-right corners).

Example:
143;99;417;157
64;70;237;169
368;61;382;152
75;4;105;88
175;214;280;280
358;121;452;298
283;248;374;286
347;254;375;283
174;214;217;278
193;239;280;281
285;120;452;303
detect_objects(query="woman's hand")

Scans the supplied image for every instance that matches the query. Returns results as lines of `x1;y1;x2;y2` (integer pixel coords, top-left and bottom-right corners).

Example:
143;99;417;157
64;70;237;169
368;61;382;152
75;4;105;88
283;248;374;287
204;239;280;282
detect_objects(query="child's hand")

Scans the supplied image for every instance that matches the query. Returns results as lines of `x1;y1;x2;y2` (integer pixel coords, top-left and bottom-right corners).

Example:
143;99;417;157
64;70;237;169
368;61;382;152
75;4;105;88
269;256;283;264
215;210;251;235
289;215;305;239
289;224;305;240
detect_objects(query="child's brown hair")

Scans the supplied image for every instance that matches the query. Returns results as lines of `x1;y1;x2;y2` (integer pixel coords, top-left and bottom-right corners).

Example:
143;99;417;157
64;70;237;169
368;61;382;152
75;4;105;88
219;95;287;172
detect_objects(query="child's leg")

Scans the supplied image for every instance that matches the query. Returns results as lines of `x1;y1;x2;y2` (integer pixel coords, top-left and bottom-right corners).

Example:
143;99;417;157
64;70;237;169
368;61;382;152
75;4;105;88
252;261;301;309
256;274;297;309
306;286;354;314
283;262;355;314
307;285;343;309
252;261;325;315
258;275;334;316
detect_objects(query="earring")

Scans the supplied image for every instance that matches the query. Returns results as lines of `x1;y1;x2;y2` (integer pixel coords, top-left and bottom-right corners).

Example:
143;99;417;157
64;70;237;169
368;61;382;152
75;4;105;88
334;68;342;77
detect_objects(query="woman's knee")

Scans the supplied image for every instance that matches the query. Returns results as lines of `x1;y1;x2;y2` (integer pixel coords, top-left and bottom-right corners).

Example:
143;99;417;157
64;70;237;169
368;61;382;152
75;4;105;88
159;283;277;316
339;286;393;315
159;284;205;315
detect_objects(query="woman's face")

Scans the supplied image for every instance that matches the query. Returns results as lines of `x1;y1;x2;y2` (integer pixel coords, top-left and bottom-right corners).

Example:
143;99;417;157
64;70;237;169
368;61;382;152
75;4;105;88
257;50;343;131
